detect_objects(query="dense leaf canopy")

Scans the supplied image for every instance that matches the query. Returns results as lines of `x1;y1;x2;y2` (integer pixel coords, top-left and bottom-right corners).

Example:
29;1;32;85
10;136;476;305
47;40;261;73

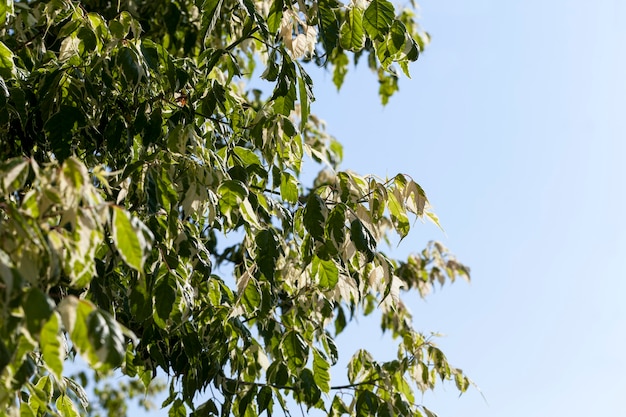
0;0;471;416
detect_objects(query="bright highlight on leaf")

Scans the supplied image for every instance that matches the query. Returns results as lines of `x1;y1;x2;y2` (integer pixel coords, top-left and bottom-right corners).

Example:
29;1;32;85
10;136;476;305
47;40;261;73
111;206;146;272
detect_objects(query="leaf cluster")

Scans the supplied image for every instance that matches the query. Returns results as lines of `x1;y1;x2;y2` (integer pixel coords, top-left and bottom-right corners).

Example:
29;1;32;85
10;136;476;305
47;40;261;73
0;0;470;416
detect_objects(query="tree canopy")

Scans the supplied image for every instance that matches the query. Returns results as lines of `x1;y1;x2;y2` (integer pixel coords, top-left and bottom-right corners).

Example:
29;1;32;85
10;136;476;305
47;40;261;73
0;0;471;416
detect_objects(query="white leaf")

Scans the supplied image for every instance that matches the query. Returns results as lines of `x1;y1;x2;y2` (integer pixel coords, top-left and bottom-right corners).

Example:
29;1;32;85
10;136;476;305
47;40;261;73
59;36;80;61
368;265;384;287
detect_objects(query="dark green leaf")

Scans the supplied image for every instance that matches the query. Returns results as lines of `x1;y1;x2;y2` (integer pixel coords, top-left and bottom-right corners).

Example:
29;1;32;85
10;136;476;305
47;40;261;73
325;204;346;249
140;40;160;71
304;194;326;241
318;0;340;52
44;105;84;162
350;219;376;262
238;385;257;417
24;288;53;339
282;331;308;371
87;309;126;368
257;386;273;414
299;368;321;406
117;46;142;86
356;391;379;417
154;274;177;328
255;229;281;281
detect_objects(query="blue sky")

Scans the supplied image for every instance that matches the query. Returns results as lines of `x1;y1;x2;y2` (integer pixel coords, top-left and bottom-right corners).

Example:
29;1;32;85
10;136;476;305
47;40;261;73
307;0;626;415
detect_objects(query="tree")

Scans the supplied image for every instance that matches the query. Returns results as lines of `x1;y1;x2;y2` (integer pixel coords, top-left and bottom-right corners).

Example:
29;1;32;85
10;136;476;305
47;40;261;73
0;0;471;416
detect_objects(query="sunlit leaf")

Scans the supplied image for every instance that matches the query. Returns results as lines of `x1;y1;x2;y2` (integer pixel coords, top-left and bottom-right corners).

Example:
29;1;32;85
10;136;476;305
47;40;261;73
40;312;64;381
56;394;80;417
312;256;339;289
363;0;395;41
339;8;365;51
0;40;14;79
111;206;145;271
313;349;331;393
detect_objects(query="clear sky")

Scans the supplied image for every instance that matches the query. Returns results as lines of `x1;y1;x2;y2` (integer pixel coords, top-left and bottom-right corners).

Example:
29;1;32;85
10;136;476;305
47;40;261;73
307;0;626;416
125;1;626;416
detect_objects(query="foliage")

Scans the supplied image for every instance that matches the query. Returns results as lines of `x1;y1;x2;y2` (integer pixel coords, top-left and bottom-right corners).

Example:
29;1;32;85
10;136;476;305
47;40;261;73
0;0;471;416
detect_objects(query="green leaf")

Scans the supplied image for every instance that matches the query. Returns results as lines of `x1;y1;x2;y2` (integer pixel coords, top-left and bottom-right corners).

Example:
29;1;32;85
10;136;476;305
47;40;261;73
378;70;399;105
59;297;124;372
404;179;427;216
255;229;281;281
56;395;80;417
169;399;186;417
318;0;340;52
24;288;54;340
350;219;376;262
313;349;331;393
0;0;14;28
331;396;350;415
0;158;29;193
40;312;64;381
111;206;145;272
304;194;326;241
218;180;248;207
387;190;410;238
257;386;273;414
44;105;84;162
282;331;308;371
298;368;321;406
325;204;346;249
20;402;36;417
154;274;177;328
242;278;261;312
356;391;379;417
387;20;407;55
140;39;160;71
280;172;299;204
339;8;365;51
87;309;126;369
363;0;395;41
118;46;142;86
0;40;14;79
238;385;257;417
273;83;297;116
332;51;349;90
233;146;262;166
312;256;339;289
298;71;312;133
31;375;53;409
267;0;283;33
